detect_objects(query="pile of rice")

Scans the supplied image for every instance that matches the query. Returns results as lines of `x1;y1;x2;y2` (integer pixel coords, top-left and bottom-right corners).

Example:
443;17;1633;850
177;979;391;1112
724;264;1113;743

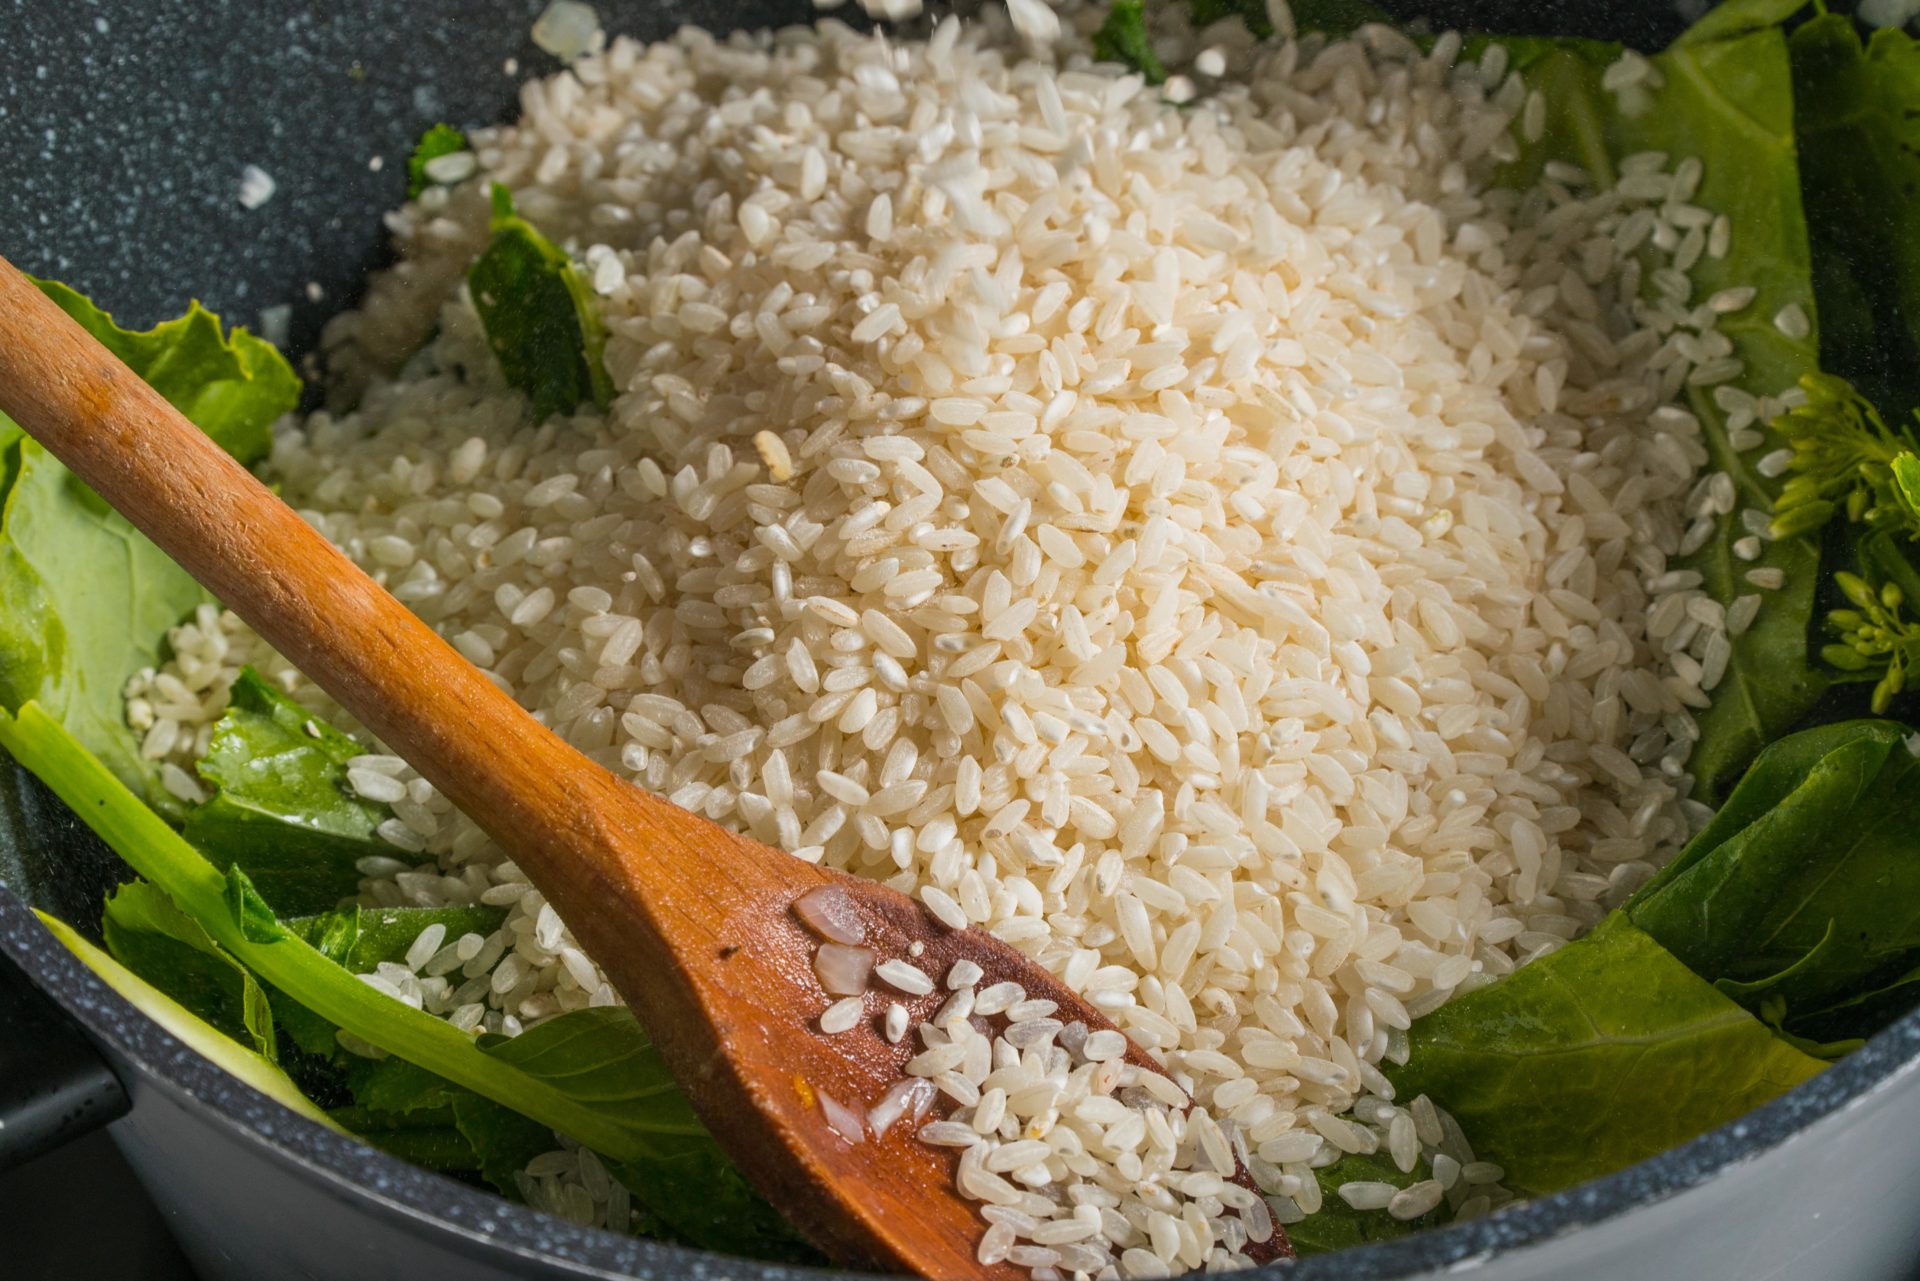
128;0;1800;1258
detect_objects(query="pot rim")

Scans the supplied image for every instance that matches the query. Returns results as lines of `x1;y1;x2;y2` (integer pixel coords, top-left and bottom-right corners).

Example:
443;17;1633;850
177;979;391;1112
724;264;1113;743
8;881;1920;1280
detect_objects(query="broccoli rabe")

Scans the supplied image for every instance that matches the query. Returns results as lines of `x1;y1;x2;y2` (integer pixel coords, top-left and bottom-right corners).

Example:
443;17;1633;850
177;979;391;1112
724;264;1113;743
1770;372;1920;540
1825;570;1920;713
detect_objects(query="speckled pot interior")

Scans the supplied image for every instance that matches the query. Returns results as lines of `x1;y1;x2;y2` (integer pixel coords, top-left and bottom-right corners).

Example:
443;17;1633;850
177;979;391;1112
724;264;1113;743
5;2;1920;1278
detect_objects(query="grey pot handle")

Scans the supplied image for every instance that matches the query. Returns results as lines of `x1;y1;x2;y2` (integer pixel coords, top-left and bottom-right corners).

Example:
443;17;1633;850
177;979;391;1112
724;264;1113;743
0;941;129;1170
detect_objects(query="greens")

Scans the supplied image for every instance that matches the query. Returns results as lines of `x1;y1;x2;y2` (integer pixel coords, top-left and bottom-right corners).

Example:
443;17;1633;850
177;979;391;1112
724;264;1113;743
1092;0;1167;83
1376;719;1916;1200
1612;21;1826;802
407;124;470;200
1284;1152;1447;1256
1791;15;1920;416
1386;913;1825;1196
1629;719;1920;1045
181;669;390;915
0;699;811;1258
39;910;341;1130
0;286;298;805
469;185;613;421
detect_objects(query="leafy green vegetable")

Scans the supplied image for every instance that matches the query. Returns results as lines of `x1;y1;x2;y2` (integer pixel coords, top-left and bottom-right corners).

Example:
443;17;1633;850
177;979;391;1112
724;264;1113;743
407;124;470;200
179;668;391;915
451;1094;560;1195
1386;913;1825;1194
613;1144;821;1261
468;184;613;422
1672;0;1807;47
1791;15;1920;417
287;902;507;973
0;700;802;1256
1092;0;1166;84
37;909;340;1131
1823;571;1920;711
0;440;209;802
1474;21;1823;800
474;1007;706;1152
0;286;299;805
1284;1151;1444;1258
102;880;278;1058
1640;26;1827;801
2;701;677;1158
35;280;299;462
1629;718;1920;1038
1768;373;1920;540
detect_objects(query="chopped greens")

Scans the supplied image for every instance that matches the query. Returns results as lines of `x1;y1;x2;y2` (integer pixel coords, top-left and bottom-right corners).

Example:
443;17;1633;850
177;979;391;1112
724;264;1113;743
0;700;809;1258
102;879;279;1058
38;909;340;1130
407;123;470;199
1092;0;1166;84
1283;1151;1446;1257
468;184;614;421
1824;571;1920;711
180;669;390;915
1770;373;1920;540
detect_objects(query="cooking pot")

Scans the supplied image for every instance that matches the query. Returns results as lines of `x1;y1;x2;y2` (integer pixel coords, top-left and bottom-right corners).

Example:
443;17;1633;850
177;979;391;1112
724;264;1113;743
4;1;1920;1278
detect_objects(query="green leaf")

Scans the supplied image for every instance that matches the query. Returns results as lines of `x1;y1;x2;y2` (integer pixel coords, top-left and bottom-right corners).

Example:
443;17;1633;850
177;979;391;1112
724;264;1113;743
468;185;614;422
452;1094;560;1195
1283;1150;1444;1258
0;284;301;806
224;866;289;944
1385;914;1825;1195
35;279;299;463
1091;0;1166;84
1;702;798;1256
613;1145;824;1262
407;124;470;200
1628;719;1920;1041
37;909;340;1131
1673;0;1807;47
0;437;207;804
1478;26;1822;799
285;902;507;973
333;1110;485;1173
1649;28;1826;800
1791;16;1920;417
1894;454;1920;524
181;668;390;915
101;880;277;1058
474;1007;708;1154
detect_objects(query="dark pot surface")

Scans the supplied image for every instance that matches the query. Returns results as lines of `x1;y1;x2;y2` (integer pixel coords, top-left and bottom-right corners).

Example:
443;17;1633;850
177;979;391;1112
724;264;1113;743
4;2;1920;1279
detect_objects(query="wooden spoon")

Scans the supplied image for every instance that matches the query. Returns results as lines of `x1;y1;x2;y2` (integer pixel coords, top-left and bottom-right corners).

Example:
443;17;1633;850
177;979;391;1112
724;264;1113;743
0;255;1289;1276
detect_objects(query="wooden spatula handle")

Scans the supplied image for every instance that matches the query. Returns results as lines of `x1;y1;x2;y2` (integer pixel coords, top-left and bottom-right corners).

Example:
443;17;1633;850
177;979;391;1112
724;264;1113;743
1;263;551;833
0;256;775;970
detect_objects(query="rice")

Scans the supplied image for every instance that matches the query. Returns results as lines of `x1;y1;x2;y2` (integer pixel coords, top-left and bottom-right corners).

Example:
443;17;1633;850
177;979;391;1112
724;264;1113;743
123;2;1780;1252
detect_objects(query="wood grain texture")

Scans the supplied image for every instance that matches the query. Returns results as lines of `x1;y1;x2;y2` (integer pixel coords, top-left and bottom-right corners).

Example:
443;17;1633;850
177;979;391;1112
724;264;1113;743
0;255;1288;1276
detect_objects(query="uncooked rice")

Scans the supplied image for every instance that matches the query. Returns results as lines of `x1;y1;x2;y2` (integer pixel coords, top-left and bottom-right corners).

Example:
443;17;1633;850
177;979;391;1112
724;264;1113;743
125;0;1788;1255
